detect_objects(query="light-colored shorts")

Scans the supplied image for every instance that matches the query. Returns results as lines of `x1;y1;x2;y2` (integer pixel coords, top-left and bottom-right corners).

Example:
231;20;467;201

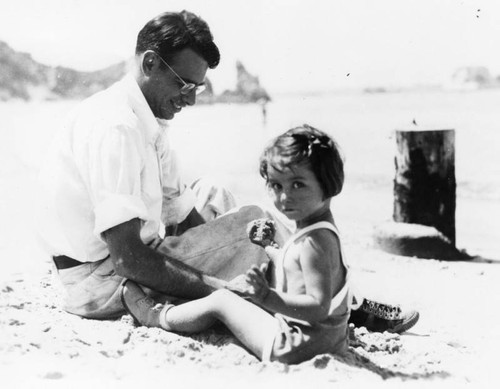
264;313;350;364
56;204;281;319
56;256;125;319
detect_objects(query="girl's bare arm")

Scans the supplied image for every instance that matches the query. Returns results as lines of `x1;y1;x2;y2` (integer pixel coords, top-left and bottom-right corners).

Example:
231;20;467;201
249;230;342;322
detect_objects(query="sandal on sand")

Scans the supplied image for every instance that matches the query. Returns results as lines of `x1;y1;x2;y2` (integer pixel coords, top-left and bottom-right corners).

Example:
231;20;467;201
120;279;163;327
350;299;420;334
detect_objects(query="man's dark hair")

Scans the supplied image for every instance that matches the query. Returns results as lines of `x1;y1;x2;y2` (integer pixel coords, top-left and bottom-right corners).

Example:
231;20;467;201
136;10;220;68
259;124;345;198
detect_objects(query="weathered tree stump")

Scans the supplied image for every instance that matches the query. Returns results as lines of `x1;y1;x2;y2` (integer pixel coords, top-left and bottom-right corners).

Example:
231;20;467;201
393;129;456;244
373;129;469;260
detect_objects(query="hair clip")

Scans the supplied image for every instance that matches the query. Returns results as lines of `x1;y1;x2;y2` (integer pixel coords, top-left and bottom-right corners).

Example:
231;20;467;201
307;135;331;155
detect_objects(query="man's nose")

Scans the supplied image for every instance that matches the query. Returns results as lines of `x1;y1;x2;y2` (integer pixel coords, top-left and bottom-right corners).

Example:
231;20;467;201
181;90;196;106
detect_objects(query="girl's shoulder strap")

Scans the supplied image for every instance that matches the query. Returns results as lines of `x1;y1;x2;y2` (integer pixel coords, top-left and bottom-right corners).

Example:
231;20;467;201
289;221;339;244
280;221;339;258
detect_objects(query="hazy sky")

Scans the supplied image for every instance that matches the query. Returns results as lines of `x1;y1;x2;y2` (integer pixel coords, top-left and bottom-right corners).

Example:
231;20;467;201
1;0;499;94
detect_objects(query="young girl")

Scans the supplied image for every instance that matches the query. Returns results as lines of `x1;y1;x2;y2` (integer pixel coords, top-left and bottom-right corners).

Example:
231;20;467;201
121;124;354;364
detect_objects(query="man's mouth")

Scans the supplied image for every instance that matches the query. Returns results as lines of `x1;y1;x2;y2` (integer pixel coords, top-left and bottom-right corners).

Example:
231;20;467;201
172;101;182;112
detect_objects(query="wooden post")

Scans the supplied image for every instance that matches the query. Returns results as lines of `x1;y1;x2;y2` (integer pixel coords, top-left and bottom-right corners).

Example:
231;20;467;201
393;129;456;245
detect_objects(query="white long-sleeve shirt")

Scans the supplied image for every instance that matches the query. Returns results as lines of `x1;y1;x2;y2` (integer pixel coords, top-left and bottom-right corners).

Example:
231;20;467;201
36;74;195;262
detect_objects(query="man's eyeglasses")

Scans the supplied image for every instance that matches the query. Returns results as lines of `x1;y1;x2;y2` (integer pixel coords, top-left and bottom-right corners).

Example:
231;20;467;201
145;50;206;95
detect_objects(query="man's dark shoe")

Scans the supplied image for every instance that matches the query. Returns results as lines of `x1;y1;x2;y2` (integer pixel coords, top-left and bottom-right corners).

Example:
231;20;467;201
349;299;420;334
120;279;162;327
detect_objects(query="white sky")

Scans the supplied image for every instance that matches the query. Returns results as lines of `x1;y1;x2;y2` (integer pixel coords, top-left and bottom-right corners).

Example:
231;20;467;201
1;0;499;94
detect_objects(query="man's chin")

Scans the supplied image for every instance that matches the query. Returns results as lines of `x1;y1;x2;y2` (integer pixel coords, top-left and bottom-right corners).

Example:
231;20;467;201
156;117;171;127
157;111;174;121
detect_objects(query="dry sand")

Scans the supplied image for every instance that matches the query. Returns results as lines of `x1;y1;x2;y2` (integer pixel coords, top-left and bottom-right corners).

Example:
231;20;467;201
1;98;499;388
2;227;499;388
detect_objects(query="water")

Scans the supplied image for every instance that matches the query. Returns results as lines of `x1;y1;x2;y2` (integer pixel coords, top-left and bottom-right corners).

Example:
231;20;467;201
169;89;500;199
0;89;498;276
169;90;500;258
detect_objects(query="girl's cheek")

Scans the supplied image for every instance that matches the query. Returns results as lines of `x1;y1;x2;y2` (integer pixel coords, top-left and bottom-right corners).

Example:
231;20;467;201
271;194;281;206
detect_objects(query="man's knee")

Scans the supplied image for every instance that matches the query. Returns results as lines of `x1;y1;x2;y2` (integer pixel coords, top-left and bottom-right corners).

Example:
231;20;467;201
190;177;237;221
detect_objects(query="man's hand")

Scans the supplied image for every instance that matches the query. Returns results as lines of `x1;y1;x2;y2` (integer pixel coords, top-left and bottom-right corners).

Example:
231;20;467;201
102;218;221;298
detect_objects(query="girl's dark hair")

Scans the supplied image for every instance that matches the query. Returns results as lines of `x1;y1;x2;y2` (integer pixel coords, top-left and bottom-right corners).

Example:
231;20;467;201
259;124;344;198
136;10;220;68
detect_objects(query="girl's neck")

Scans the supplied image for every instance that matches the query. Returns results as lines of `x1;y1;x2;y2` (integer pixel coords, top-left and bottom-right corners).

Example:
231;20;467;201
296;206;334;229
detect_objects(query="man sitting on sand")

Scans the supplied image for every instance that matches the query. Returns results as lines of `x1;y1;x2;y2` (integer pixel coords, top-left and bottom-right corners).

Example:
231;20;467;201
36;10;418;334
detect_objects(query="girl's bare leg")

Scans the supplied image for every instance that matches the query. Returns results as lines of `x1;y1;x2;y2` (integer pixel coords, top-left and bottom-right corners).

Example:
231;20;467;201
166;289;278;359
122;281;277;359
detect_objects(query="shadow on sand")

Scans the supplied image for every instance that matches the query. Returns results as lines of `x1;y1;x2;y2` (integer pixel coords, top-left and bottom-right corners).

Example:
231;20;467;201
341;349;450;380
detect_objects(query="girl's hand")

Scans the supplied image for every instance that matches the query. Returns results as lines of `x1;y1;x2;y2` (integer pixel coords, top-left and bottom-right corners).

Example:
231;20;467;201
245;264;271;303
226;274;254;298
264;246;280;263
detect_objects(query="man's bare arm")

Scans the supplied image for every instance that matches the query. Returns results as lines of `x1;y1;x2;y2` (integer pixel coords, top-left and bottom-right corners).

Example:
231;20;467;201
102;218;226;299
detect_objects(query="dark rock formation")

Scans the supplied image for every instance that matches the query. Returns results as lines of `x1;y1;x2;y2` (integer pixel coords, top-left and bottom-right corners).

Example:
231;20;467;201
0;41;270;103
452;66;492;85
0;41;127;101
448;66;500;90
216;61;271;103
49;62;128;99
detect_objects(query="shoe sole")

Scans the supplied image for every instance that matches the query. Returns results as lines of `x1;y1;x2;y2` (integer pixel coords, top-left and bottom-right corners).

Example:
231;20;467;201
388;311;420;334
120;279;141;326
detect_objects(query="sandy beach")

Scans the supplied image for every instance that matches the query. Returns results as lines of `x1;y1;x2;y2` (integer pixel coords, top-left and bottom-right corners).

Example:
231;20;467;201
2;229;499;388
1;92;499;387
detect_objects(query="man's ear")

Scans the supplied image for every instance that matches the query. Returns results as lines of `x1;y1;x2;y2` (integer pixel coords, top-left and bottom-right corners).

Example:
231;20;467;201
141;51;157;76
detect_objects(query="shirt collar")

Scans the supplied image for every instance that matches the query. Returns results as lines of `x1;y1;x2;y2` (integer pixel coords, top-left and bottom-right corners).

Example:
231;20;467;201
122;73;163;144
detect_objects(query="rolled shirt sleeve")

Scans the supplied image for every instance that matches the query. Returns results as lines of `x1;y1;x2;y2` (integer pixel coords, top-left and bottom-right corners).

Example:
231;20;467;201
37;75;167;261
94;193;149;235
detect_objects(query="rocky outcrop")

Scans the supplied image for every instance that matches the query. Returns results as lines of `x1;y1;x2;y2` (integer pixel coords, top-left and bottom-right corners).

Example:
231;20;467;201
0;41;270;103
0;41;49;100
447;66;500;90
0;41;128;101
216;61;271;103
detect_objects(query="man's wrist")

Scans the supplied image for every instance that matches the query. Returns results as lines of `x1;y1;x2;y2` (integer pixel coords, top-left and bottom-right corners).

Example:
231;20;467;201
202;274;228;292
260;287;271;303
